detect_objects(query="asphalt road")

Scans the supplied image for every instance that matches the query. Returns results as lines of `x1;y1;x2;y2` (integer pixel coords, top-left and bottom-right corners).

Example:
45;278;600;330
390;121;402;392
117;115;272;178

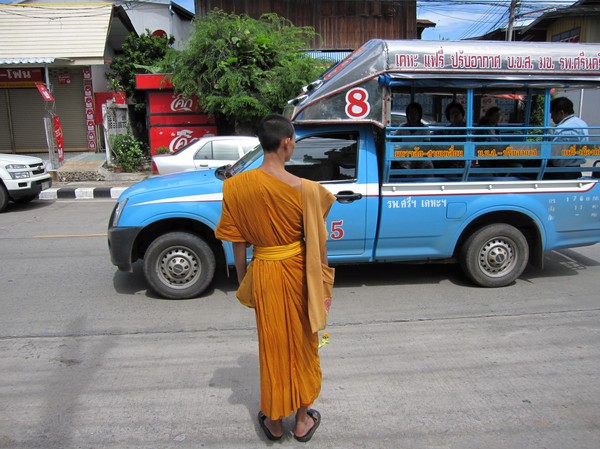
1;198;599;448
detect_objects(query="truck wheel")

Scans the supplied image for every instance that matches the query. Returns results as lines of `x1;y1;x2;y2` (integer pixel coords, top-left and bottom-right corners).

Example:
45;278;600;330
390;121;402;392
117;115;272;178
143;232;216;299
0;184;8;212
460;224;529;288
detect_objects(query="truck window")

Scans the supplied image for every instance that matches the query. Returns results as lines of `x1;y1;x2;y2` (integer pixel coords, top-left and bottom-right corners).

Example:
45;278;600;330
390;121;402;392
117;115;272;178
385;82;596;181
286;133;358;182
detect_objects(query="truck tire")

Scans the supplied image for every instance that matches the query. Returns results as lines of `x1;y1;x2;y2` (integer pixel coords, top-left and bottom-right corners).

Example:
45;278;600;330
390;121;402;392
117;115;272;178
460;223;529;288
0;184;8;213
143;232;216;299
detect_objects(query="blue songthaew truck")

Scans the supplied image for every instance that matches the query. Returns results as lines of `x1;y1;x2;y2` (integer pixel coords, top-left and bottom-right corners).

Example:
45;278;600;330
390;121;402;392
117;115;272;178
108;39;600;299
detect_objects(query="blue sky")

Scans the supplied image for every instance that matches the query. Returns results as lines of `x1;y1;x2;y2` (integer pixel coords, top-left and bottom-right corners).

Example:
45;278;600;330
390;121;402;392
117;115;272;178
173;0;194;13
418;0;577;40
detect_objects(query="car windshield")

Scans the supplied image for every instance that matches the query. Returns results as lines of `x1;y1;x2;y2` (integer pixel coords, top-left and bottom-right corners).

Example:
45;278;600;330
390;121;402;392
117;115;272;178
220;144;263;179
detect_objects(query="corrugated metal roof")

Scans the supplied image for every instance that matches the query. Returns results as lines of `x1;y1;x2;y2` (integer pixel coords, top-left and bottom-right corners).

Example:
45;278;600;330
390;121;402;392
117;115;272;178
0;3;113;65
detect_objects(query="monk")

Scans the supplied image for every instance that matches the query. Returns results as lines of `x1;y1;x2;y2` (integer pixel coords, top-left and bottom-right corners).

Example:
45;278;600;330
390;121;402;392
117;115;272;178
215;114;336;442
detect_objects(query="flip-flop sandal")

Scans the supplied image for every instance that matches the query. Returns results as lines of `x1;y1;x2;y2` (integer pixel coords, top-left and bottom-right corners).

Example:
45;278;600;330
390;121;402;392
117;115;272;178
258;411;283;441
294;409;321;443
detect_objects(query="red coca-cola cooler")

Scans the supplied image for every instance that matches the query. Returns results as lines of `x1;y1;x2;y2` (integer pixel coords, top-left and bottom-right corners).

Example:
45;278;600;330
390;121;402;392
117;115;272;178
136;74;217;154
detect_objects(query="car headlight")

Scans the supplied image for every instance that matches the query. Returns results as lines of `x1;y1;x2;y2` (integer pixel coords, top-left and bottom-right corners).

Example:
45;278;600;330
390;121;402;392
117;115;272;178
10;171;31;179
5;164;31;179
111;198;128;227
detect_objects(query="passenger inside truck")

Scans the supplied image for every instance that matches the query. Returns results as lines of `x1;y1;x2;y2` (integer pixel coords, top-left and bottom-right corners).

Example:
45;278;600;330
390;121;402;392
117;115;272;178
387;81;599;182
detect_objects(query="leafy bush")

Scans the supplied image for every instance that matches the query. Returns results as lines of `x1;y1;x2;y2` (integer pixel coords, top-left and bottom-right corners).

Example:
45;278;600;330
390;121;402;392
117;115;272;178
108;30;174;107
155;146;170;155
110;133;146;172
166;10;330;132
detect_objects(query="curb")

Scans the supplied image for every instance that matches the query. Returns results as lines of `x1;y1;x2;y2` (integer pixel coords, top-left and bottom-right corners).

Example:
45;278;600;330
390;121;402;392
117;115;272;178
39;186;128;201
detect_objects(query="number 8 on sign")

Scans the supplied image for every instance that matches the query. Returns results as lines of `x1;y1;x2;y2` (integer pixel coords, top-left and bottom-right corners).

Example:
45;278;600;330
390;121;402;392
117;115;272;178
345;87;371;119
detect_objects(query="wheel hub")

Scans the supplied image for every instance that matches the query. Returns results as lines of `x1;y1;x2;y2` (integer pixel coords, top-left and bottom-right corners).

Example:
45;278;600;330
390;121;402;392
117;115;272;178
480;239;514;275
158;248;199;287
169;258;187;276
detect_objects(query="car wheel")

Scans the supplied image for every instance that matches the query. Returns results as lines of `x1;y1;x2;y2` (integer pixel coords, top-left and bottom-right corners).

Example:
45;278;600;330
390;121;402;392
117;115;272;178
460;223;529;288
143;232;216;299
0;184;8;212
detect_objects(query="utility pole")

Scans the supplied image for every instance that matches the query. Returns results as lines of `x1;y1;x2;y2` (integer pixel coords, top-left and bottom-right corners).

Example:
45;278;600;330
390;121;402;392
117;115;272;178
506;0;519;41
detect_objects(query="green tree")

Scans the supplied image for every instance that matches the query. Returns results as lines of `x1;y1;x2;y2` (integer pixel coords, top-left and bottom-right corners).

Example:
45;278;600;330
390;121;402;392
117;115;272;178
108;30;174;145
108;30;175;108
166;10;330;133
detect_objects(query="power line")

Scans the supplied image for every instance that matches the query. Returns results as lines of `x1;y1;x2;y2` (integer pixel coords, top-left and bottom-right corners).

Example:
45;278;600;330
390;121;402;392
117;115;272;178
457;2;509;39
418;0;577;39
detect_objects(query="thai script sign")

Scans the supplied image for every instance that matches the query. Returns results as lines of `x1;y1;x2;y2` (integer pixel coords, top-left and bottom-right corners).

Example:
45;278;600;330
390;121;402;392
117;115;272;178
558;145;600;157
393;47;600;74
0;68;43;88
386;197;448;209
392;143;600;159
394;145;464;158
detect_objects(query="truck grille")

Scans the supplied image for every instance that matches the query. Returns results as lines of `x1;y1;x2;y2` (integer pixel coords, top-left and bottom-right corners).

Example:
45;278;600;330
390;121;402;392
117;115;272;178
29;162;45;175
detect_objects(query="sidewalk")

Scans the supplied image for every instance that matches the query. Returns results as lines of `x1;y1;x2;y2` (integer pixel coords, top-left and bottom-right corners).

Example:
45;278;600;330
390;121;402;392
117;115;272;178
37;152;149;200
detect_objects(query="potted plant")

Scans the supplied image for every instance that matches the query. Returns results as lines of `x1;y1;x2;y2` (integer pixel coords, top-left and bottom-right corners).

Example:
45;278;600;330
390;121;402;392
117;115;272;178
110;133;145;172
155;146;171;155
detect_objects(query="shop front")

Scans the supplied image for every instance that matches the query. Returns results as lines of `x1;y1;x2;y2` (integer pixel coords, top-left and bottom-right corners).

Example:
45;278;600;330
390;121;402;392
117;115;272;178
0;3;135;157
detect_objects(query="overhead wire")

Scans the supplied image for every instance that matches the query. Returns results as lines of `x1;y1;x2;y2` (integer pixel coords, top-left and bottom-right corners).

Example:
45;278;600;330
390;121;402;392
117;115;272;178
457;1;508;39
418;0;577;39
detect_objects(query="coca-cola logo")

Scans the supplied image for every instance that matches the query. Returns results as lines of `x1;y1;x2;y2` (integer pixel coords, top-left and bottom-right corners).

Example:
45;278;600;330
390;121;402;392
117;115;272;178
169;129;198;152
170;94;193;112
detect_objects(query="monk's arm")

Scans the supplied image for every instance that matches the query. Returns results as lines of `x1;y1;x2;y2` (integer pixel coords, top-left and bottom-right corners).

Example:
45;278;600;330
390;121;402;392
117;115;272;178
232;241;247;284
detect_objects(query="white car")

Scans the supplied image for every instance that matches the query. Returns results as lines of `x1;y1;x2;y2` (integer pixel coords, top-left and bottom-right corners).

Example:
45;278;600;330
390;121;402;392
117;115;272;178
152;136;260;175
0;153;52;212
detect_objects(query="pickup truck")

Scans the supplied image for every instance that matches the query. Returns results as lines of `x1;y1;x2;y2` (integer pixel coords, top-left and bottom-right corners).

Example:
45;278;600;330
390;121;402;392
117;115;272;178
108;39;600;298
0;153;52;212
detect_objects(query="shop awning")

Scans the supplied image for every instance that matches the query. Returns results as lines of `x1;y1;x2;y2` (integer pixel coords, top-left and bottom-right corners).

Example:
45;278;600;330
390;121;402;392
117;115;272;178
0;3;129;66
0;58;66;66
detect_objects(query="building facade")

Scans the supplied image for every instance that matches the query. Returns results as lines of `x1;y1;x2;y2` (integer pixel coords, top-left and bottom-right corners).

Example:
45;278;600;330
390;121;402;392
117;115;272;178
0;1;193;155
195;0;419;49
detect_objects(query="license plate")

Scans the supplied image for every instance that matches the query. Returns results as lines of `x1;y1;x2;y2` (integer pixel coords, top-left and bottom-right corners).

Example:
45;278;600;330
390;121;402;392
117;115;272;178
42;181;51;190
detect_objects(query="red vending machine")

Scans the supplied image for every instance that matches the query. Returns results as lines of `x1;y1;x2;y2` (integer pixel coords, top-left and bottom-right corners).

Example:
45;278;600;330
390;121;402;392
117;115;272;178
136;74;217;155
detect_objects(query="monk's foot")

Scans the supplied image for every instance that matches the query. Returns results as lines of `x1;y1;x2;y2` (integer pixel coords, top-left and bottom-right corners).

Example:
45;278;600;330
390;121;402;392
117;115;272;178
294;409;321;443
258;411;283;441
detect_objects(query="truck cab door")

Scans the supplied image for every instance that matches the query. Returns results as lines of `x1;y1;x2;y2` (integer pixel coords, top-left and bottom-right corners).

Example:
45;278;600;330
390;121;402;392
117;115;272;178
287;131;375;260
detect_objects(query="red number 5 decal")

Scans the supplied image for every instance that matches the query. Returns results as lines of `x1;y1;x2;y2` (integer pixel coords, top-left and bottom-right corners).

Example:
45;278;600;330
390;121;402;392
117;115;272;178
330;220;344;240
345;87;370;119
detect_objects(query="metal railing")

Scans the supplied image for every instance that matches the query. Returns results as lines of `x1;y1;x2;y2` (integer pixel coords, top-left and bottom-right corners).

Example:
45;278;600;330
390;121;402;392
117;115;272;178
385;125;600;182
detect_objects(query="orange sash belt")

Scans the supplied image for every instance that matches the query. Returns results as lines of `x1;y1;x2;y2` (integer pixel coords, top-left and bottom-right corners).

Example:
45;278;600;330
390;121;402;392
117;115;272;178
253;240;304;261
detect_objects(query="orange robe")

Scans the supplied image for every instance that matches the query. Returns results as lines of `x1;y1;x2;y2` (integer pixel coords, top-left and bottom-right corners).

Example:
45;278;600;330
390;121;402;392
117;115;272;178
215;169;327;419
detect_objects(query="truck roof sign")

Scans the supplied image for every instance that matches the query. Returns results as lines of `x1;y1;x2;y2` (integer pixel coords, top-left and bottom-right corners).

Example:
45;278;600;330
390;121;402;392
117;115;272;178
286;39;600;127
